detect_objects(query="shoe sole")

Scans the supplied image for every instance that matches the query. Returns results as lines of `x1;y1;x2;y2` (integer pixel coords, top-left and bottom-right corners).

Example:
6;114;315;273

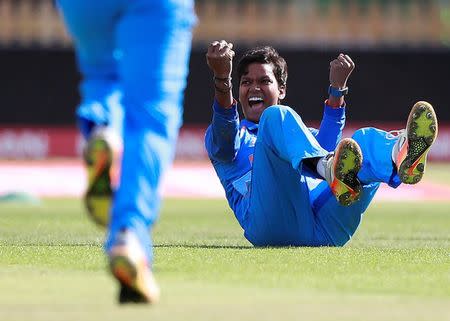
331;138;363;206
110;254;156;304
119;283;149;304
84;137;113;227
398;101;438;184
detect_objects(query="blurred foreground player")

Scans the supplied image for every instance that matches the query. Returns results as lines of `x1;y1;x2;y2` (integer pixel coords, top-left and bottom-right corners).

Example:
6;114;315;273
205;40;438;247
57;0;196;303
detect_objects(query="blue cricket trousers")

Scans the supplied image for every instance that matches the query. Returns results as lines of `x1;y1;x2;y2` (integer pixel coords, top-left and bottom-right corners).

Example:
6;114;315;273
243;106;399;247
57;0;196;262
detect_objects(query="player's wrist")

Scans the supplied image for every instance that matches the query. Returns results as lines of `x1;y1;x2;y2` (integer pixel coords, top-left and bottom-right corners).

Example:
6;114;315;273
328;85;348;98
213;76;232;94
326;97;344;108
213;73;231;80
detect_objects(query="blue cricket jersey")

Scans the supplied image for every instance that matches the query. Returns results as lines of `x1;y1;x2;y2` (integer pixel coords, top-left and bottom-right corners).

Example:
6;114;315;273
205;99;346;229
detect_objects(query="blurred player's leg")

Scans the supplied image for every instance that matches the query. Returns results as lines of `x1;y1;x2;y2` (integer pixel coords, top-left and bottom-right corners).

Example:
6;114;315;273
56;0;124;138
106;0;196;303
108;229;160;303
57;0;124;227
83;127;122;227
58;0;196;303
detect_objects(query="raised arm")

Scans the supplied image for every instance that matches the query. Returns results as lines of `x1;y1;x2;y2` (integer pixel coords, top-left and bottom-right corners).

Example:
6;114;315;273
327;53;355;108
206;40;235;108
314;53;355;151
205;40;240;162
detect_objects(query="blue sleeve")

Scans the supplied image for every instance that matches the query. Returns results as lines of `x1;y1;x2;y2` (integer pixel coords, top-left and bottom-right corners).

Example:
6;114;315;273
310;103;346;152
205;99;241;162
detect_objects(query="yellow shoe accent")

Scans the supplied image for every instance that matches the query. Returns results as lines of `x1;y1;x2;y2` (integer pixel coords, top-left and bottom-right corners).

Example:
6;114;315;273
83;128;122;227
329;138;363;206
109;231;160;304
396;101;438;184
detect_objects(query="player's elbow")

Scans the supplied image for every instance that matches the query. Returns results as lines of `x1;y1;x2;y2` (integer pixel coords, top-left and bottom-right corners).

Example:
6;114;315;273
207;147;236;162
205;126;238;162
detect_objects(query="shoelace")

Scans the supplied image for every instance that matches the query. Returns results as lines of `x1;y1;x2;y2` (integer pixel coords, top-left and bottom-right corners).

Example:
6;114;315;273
385;129;405;140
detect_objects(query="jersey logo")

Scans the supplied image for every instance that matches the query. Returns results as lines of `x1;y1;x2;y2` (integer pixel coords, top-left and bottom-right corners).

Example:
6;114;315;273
248;136;257;147
232;170;252;196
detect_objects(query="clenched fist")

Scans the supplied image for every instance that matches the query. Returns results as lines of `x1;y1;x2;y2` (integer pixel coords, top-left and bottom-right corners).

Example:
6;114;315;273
206;40;235;78
329;54;355;89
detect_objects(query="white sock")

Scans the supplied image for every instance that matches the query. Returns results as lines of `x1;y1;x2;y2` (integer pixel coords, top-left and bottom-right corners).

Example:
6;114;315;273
391;130;407;165
316;156;327;179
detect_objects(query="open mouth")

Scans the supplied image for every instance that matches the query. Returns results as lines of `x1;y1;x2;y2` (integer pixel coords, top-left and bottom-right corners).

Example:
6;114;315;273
248;96;264;109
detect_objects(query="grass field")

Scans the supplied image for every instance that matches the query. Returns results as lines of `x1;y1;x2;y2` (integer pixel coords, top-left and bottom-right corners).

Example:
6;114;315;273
0;165;449;321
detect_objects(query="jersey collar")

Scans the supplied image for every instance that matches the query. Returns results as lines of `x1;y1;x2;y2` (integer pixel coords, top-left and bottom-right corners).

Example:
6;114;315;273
241;119;259;132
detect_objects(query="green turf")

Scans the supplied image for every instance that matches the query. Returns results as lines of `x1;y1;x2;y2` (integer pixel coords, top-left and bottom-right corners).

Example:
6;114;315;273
423;162;450;186
0;198;449;321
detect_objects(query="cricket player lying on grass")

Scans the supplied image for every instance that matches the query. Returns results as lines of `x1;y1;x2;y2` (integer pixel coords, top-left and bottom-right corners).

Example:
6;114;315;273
204;40;438;247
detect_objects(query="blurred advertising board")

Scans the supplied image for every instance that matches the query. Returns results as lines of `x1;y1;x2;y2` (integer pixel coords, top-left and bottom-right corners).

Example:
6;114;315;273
0;124;449;161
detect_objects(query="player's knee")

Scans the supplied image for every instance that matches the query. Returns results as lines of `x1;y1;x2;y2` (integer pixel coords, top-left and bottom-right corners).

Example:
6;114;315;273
260;105;294;128
351;127;373;145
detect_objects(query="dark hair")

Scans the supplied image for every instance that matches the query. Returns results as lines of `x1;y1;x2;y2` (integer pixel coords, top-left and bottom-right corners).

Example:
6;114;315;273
237;46;288;88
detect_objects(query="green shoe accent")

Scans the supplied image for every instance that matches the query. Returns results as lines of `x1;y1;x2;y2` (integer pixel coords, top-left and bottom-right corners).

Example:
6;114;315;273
398;101;438;185
331;138;363;206
84;136;113;227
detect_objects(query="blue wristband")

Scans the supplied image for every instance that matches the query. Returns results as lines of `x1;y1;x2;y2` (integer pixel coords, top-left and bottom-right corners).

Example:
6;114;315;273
328;85;348;98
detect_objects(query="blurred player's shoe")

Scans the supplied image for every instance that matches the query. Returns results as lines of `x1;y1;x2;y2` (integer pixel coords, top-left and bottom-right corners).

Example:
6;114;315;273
393;101;438;184
109;230;160;304
323;138;363;206
84;127;122;227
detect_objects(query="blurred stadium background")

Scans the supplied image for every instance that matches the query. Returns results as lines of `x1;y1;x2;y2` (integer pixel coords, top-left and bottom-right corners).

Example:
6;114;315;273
0;0;449;197
1;4;448;319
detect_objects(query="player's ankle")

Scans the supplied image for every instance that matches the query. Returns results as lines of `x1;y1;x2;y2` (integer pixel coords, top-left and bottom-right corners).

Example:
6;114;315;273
390;130;407;169
317;153;334;184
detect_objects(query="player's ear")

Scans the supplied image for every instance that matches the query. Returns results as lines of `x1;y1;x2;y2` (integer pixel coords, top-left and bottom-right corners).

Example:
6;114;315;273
278;85;286;100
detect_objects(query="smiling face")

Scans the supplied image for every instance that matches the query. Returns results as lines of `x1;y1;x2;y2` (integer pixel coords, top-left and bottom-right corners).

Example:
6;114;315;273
238;63;286;123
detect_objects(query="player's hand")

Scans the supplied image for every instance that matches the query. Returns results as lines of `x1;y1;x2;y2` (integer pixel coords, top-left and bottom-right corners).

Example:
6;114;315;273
329;54;355;88
206;40;235;78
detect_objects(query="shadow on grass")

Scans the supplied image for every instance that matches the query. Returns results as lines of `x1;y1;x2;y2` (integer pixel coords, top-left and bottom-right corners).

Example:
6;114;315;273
154;243;253;250
2;242;103;247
